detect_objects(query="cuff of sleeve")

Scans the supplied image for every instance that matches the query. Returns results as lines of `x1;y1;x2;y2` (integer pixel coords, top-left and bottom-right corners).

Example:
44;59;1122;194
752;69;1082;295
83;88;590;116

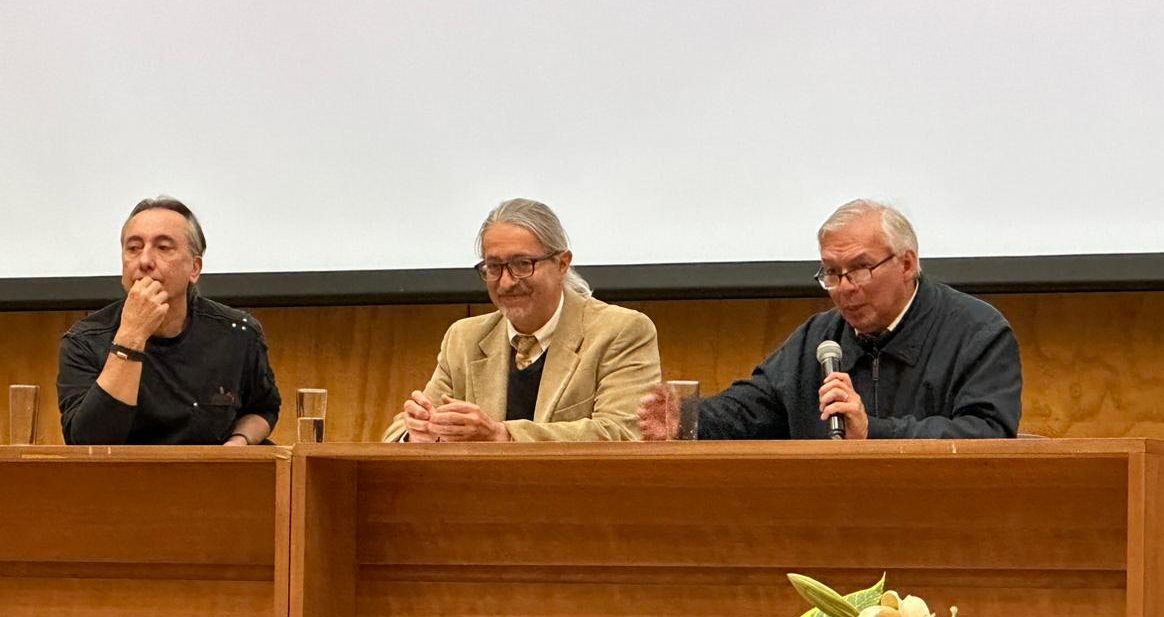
865;416;892;439
502;420;531;442
247;410;279;434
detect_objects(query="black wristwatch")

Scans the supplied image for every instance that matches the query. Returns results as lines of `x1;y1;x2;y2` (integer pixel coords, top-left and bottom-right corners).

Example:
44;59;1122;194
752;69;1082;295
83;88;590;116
109;343;146;362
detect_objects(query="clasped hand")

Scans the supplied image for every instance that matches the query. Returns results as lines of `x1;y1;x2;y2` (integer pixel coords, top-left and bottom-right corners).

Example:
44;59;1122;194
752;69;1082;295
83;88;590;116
402;391;510;442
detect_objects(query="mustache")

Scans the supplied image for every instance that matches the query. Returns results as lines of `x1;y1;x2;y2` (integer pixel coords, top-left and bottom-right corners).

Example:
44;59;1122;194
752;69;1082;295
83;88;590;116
495;285;530;297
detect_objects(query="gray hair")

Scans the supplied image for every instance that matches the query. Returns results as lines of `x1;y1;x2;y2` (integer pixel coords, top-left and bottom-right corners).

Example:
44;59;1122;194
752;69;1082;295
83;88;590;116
818;199;921;276
476;198;592;298
121;195;207;259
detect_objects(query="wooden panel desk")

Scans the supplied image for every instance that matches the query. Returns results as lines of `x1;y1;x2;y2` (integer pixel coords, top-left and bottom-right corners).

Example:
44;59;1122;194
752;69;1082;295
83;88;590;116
0;446;292;616
291;439;1160;617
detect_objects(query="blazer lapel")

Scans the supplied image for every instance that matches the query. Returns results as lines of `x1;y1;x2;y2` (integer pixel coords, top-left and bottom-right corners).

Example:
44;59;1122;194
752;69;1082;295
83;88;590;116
470;316;510;422
534;291;584;422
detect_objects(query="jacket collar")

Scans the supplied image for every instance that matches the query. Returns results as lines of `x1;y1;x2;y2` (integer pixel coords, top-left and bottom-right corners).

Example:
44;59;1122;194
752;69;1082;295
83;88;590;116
837;276;935;371
533;289;585;421
471;314;511;421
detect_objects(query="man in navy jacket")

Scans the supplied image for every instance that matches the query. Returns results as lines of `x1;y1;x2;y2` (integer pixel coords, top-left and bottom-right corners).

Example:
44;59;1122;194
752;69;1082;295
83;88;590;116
639;199;1021;440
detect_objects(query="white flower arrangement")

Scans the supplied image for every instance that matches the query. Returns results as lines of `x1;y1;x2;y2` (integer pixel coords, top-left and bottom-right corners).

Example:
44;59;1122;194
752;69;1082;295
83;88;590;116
787;573;958;617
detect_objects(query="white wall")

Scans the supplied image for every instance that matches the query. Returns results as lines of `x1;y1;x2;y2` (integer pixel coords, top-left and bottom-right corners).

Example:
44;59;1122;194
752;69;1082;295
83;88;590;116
2;0;1161;278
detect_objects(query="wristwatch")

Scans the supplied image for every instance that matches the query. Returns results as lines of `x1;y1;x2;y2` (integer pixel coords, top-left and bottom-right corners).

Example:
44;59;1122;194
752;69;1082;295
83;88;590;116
109;343;146;362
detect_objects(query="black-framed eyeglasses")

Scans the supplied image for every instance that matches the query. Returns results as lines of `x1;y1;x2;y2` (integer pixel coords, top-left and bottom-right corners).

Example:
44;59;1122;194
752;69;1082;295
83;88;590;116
814;254;896;290
474;252;561;281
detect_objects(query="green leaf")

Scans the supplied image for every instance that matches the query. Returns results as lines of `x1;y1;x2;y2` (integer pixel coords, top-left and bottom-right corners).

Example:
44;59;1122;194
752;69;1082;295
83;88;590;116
843;573;886;611
796;573;886;617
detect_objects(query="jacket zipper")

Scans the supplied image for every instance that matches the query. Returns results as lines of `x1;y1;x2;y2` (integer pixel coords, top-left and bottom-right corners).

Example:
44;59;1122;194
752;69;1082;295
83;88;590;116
871;351;880;418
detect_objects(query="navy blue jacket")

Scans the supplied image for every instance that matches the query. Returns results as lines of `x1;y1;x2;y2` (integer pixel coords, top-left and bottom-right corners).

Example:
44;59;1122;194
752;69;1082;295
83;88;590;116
699;276;1022;439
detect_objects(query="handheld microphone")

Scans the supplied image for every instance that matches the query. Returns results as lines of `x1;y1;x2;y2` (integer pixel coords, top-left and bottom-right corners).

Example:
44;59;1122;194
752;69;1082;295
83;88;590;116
815;340;845;440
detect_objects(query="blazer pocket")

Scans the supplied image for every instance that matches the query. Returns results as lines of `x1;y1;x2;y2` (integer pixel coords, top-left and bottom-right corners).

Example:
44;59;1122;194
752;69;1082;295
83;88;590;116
551;396;596;422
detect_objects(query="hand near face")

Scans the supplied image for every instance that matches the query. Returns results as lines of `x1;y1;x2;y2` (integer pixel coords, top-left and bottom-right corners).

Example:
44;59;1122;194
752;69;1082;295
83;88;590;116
118;276;170;345
818;371;869;440
636;383;678;441
425;395;510;442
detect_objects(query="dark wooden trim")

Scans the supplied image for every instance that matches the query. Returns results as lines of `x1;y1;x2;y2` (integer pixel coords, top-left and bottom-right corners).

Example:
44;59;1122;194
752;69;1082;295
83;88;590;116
2;253;1162;310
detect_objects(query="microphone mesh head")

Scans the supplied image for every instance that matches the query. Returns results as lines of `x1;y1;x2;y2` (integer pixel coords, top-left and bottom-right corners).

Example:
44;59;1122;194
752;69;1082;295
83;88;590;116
815;340;842;363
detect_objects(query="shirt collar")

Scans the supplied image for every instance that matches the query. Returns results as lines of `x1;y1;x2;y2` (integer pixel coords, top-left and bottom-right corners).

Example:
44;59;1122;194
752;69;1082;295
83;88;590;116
507;292;565;349
886;281;919;332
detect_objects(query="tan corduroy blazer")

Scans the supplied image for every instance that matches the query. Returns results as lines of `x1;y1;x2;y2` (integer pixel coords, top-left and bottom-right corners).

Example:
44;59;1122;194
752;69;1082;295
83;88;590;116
383;290;660;442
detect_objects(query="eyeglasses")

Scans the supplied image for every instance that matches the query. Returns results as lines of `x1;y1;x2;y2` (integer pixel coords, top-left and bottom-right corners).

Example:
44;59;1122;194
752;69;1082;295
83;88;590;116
814;254;896;290
474;252;561;281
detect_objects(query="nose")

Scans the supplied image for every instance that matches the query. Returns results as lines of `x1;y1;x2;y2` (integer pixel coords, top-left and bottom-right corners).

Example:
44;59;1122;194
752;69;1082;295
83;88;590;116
136;246;156;272
835;274;859;294
496;266;518;289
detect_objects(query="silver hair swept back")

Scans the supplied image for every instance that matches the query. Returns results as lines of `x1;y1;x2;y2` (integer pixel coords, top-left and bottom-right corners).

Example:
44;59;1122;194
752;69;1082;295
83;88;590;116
818;198;921;276
476;198;592;298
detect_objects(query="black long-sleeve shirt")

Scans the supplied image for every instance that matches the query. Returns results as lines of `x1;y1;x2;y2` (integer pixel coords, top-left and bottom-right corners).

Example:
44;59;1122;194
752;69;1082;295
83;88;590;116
57;295;281;445
698;276;1022;439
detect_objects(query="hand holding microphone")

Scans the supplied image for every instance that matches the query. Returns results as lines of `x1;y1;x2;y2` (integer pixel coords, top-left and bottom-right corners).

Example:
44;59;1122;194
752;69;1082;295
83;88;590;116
815;340;869;440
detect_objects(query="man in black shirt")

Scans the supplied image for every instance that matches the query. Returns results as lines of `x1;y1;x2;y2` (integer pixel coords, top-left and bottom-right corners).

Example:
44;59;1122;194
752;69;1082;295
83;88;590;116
57;197;280;445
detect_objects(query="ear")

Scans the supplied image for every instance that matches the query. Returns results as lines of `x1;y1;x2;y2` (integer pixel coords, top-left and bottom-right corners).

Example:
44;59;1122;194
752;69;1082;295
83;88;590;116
558;250;573;272
189;255;204;285
899;250;919;282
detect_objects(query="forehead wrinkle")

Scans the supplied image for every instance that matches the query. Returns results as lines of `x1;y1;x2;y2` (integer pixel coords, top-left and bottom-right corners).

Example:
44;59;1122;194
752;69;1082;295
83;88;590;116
820;227;891;265
482;223;547;257
821;235;875;261
483;242;546;261
121;209;194;248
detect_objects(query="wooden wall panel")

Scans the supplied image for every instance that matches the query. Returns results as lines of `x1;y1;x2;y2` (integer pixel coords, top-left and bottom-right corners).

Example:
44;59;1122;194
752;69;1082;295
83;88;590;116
986;292;1164;439
3;291;1163;443
0;310;84;445
251;304;468;444
627;298;832;391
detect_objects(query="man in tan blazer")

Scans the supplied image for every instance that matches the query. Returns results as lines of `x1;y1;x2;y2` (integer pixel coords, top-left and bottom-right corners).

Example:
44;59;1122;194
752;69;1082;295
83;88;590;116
383;198;660;442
